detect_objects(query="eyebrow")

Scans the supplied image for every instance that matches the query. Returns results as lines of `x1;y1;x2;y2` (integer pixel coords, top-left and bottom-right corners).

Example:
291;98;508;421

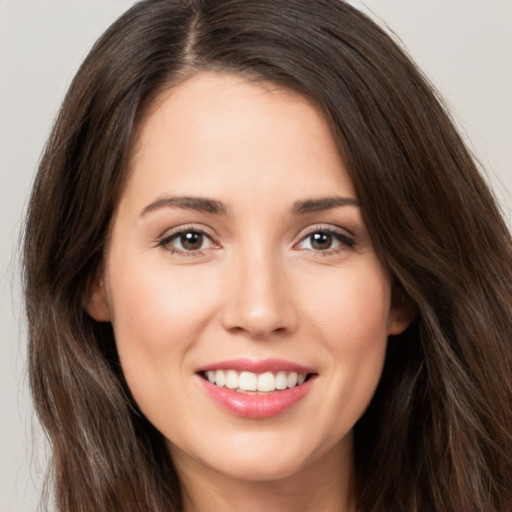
291;196;359;214
140;194;359;217
141;196;228;216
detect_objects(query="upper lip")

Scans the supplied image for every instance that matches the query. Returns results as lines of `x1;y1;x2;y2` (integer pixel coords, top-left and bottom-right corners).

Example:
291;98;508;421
196;358;316;374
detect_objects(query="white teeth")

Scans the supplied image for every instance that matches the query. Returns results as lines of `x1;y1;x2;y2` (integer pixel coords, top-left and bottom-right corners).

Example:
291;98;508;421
275;371;288;390
257;372;275;392
239;371;257;391
287;372;298;388
204;369;310;392
225;370;238;389
215;369;226;387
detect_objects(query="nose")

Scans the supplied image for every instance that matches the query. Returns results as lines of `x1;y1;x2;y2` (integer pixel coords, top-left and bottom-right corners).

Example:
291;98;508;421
220;249;298;339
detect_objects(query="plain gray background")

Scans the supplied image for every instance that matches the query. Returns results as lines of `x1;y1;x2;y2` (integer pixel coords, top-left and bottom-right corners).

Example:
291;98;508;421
1;1;511;510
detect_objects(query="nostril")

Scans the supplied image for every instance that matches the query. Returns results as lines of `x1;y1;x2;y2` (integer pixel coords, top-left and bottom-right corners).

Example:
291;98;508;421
220;280;298;338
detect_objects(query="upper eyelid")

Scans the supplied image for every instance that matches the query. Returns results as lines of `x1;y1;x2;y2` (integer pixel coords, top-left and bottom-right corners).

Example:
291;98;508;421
293;225;356;252
159;224;351;238
156;227;219;258
158;224;218;241
155;223;355;250
296;223;354;239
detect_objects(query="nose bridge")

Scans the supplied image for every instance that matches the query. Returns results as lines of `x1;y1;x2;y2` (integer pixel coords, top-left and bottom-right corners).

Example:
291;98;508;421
221;240;296;338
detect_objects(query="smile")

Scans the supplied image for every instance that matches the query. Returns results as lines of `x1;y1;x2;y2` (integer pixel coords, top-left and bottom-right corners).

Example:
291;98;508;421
201;370;308;393
196;359;317;418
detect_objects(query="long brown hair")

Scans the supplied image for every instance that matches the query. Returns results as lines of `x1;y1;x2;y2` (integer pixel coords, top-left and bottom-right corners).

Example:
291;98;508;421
23;1;512;510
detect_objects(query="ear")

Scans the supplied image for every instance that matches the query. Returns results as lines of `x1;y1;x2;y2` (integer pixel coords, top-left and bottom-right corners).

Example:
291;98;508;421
388;286;416;335
84;272;111;322
388;304;415;336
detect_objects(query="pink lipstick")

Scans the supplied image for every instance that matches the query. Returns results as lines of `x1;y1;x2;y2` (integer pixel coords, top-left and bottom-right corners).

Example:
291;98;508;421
196;358;317;419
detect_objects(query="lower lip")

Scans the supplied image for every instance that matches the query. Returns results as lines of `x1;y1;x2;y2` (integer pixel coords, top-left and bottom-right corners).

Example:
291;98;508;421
198;376;315;419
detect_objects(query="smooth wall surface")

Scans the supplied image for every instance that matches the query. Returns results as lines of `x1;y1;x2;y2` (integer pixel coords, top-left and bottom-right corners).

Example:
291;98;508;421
1;1;510;510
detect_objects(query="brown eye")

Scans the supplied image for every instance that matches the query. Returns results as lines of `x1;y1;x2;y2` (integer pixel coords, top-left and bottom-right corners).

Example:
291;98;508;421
159;229;215;254
310;232;333;250
180;231;204;251
295;228;355;254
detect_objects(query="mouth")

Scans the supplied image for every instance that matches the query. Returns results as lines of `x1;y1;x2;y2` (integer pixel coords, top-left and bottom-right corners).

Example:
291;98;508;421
195;359;318;418
198;369;314;393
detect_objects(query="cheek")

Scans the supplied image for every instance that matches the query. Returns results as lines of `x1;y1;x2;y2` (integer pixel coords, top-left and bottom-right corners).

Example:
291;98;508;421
333;267;390;375
301;262;391;422
304;261;392;346
109;255;212;340
104;253;220;395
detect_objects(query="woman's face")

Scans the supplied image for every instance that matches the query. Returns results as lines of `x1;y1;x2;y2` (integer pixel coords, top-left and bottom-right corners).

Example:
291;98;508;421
88;72;409;484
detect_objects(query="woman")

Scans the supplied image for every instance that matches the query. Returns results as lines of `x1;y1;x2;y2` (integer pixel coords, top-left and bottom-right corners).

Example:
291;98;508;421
22;0;512;511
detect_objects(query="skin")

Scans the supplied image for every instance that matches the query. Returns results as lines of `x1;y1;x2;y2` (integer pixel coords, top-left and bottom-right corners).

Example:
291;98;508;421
88;72;411;512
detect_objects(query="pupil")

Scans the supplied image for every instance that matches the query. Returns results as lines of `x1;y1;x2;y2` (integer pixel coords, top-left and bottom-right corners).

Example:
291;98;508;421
181;232;203;250
311;232;332;250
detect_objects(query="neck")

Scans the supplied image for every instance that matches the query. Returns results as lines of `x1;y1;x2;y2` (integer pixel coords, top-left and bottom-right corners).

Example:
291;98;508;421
174;440;357;512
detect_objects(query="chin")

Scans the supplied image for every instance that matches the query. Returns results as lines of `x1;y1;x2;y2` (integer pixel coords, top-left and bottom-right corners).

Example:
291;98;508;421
180;428;342;484
209;452;310;482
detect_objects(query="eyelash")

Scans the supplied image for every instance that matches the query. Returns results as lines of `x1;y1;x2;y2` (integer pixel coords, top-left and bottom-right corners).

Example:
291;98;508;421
156;225;355;257
156;225;217;257
293;226;355;256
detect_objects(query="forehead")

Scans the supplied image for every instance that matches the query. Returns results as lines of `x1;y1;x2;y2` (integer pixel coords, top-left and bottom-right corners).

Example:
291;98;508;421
124;71;355;207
